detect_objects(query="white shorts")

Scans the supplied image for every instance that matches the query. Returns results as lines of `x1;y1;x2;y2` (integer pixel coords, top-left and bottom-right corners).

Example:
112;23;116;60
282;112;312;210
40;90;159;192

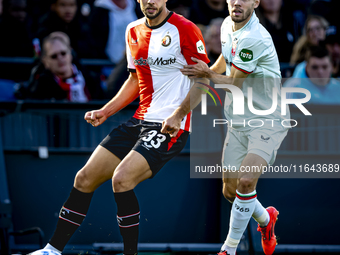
222;127;288;169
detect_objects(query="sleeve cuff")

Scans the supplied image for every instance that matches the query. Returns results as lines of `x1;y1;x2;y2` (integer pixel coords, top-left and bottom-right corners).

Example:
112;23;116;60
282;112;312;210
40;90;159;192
232;63;253;74
128;68;136;73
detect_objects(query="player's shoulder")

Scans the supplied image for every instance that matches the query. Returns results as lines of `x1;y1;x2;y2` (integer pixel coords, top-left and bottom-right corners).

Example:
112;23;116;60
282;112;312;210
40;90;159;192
126;17;146;31
221;16;231;28
239;17;273;46
168;12;201;32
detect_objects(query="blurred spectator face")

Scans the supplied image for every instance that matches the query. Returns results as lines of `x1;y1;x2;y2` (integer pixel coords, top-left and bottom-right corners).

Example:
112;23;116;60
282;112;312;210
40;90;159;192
52;0;77;23
205;20;223;55
307;19;326;45
227;0;259;24
43;39;73;77
138;0;166;20
260;0;282;13
306;56;332;86
206;0;225;11
8;0;27;22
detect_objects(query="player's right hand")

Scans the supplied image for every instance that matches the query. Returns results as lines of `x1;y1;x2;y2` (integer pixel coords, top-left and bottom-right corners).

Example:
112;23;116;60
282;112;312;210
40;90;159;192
84;109;107;127
161;114;181;138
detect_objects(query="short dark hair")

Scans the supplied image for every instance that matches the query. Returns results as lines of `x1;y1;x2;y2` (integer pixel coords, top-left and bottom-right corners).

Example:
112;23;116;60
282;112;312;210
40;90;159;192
306;46;330;61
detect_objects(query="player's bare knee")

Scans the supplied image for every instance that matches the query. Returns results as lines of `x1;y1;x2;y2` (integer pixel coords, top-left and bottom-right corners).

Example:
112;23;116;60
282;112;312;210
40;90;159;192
223;185;236;203
237;177;255;193
112;173;135;193
74;169;94;193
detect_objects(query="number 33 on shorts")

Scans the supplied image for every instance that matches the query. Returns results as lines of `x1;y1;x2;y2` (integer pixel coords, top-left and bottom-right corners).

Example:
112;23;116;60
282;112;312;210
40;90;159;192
142;130;167;149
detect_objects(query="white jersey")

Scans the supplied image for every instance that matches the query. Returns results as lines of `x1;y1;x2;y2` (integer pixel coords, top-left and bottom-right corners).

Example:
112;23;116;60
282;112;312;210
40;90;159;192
221;12;290;131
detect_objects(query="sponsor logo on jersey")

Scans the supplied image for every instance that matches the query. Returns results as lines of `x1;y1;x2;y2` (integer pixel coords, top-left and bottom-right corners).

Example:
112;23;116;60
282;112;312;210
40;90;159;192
196;40;206;54
153;57;176;65
133;57;176;66
239;49;253;62
162;35;171;47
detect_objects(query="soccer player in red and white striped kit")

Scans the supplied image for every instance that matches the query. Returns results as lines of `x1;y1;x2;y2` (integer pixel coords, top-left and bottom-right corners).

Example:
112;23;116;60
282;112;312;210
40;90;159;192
30;0;210;255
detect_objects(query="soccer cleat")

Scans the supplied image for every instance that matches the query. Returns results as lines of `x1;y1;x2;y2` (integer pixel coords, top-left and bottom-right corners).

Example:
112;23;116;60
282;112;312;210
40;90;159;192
257;206;279;255
217;251;231;255
27;249;61;255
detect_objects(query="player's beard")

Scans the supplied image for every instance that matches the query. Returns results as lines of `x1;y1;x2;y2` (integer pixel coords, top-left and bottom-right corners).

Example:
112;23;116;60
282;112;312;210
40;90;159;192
231;7;253;23
143;5;164;20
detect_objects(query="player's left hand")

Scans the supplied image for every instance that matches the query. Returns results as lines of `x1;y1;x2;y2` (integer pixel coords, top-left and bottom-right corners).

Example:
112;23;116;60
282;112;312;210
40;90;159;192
161;114;182;138
180;57;211;79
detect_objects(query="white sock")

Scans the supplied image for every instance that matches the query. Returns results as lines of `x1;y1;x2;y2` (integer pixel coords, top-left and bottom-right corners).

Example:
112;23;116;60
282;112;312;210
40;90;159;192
252;199;270;227
44;243;62;253
221;190;257;255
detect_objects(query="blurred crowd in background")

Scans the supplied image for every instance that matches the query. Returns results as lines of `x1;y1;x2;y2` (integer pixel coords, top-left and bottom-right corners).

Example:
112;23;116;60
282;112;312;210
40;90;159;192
0;0;339;104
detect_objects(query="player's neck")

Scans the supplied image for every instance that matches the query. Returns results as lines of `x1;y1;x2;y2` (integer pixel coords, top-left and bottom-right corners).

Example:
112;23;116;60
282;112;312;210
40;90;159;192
232;12;253;32
146;8;170;27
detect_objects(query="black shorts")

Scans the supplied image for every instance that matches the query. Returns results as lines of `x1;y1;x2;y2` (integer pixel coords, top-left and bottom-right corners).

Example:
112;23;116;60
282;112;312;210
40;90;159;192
100;117;189;178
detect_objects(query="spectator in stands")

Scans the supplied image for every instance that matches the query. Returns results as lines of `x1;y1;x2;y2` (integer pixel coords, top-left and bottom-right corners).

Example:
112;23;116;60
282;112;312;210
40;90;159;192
325;33;340;78
36;0;92;58
167;0;191;19
0;0;33;57
291;33;340;79
284;46;340;104
290;15;328;65
89;0;137;64
27;33;103;102
205;18;223;65
255;0;305;62
189;0;229;26
309;0;339;36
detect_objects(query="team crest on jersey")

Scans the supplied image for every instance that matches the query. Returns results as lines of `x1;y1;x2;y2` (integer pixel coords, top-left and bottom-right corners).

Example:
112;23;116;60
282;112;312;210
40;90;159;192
231;38;238;57
162;35;171;47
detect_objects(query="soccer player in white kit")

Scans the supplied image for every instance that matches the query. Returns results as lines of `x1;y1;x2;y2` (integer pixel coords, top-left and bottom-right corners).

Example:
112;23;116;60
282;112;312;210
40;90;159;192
180;0;290;254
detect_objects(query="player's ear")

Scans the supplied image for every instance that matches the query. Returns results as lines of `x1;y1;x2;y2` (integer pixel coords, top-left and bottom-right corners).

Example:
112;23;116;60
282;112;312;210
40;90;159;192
254;0;260;9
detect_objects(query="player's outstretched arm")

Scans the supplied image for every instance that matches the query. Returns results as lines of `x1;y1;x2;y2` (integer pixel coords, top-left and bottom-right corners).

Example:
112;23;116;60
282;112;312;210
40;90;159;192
181;58;248;90
211;54;227;74
161;77;210;137
84;72;139;127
